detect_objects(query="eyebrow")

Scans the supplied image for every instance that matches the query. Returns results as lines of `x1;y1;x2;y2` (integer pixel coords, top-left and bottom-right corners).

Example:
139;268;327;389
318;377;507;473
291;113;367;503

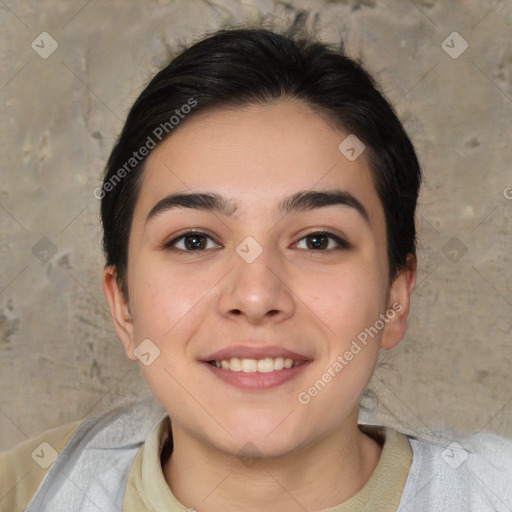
145;189;370;226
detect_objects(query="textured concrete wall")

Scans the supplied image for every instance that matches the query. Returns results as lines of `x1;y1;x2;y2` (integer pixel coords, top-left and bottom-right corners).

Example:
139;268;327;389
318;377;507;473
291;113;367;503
1;0;511;451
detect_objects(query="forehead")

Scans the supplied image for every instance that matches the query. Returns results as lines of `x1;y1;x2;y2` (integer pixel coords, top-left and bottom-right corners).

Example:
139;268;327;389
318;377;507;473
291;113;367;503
133;100;384;225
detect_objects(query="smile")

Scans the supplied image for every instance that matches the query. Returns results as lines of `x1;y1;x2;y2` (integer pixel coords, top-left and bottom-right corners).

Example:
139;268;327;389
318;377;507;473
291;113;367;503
203;358;311;391
207;357;303;372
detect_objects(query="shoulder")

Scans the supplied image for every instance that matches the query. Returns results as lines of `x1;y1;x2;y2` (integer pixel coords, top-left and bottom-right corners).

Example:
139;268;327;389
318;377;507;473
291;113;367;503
0;420;82;512
1;393;165;512
23;393;166;512
399;429;512;511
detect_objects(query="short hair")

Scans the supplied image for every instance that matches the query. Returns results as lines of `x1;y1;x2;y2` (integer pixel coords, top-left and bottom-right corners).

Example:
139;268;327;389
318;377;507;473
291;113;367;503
100;26;422;300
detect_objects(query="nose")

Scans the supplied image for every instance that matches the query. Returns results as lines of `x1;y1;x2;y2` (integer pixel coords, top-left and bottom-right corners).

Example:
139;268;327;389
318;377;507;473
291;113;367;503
216;242;296;326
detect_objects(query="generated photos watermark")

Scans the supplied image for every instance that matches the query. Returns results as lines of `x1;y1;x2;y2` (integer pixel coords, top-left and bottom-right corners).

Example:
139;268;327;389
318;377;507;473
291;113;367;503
93;97;197;200
297;301;403;405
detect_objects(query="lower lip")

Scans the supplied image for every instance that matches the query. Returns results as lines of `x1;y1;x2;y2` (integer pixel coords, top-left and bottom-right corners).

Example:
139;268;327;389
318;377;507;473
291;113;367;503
202;361;311;390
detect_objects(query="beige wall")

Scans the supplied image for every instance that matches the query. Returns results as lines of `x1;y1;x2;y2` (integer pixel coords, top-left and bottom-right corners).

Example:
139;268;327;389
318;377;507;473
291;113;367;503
1;0;511;450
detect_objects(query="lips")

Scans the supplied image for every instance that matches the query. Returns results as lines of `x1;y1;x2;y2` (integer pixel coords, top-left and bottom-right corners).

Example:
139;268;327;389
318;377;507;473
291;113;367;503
203;344;310;363
201;344;312;390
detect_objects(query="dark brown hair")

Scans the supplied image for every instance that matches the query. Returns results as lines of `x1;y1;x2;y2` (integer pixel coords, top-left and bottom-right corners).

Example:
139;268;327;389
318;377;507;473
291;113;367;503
100;26;422;299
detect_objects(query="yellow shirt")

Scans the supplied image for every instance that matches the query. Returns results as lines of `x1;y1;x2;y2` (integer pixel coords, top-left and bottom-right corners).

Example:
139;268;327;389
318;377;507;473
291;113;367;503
0;417;412;511
124;419;412;511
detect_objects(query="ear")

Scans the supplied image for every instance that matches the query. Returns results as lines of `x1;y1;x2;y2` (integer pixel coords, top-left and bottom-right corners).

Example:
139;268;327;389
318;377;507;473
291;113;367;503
380;253;417;350
102;265;137;361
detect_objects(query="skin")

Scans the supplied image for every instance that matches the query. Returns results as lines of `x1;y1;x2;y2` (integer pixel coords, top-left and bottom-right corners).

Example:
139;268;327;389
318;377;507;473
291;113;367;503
103;99;417;512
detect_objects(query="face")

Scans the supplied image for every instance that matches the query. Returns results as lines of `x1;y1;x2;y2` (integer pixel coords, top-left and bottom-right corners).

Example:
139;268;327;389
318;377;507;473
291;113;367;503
103;100;416;459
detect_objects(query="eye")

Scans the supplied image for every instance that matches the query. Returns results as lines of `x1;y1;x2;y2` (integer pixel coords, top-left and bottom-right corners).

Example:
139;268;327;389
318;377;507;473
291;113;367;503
164;230;219;251
164;229;350;252
295;231;350;251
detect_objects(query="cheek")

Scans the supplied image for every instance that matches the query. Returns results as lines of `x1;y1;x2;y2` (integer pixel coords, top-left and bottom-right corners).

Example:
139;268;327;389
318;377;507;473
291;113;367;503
303;263;386;340
295;267;384;423
128;259;216;344
127;262;213;409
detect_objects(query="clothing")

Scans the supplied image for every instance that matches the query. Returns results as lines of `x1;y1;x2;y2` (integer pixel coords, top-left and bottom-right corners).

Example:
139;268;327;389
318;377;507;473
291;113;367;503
1;393;511;511
0;417;81;511
123;415;411;511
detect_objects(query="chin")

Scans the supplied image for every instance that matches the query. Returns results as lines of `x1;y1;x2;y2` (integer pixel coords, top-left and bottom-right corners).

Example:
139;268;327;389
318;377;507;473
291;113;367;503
218;435;302;462
212;420;310;460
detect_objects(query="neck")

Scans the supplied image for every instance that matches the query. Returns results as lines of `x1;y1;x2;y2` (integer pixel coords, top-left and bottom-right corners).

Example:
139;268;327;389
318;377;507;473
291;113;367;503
162;411;383;512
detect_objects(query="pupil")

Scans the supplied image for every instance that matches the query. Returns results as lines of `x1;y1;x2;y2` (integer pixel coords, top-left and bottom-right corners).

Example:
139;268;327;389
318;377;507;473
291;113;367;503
309;235;327;250
186;235;205;250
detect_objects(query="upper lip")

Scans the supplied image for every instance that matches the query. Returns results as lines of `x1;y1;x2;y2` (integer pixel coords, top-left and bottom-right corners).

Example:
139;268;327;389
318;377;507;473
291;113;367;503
203;344;310;362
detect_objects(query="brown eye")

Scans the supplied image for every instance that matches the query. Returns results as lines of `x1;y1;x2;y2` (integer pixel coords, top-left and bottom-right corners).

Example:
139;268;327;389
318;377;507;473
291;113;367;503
296;231;350;251
165;230;219;251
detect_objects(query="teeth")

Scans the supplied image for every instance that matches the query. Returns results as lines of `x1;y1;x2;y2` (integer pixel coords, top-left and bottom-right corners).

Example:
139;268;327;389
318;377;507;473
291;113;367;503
241;359;257;372
274;357;284;370
211;356;302;372
230;357;242;372
257;357;274;373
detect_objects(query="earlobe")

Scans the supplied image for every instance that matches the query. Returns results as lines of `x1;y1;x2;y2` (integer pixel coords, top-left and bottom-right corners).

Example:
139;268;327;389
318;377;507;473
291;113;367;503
380;254;417;350
102;266;137;361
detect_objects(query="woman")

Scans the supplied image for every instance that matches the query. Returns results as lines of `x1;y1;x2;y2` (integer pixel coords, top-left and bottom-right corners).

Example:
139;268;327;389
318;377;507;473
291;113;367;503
2;25;511;512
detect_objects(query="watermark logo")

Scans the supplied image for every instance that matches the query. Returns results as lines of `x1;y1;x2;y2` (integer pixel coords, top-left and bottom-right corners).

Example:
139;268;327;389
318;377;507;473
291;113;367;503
31;32;59;59
297;302;402;405
441;441;469;469
31;441;58;469
441;32;468;59
442;236;468;263
338;134;365;161
32;237;58;263
134;338;161;366
236;236;263;264
237;442;262;467
93;98;197;200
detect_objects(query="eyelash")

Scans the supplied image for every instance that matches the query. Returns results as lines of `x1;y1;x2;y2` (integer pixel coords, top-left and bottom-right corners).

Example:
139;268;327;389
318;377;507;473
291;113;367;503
163;229;350;253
